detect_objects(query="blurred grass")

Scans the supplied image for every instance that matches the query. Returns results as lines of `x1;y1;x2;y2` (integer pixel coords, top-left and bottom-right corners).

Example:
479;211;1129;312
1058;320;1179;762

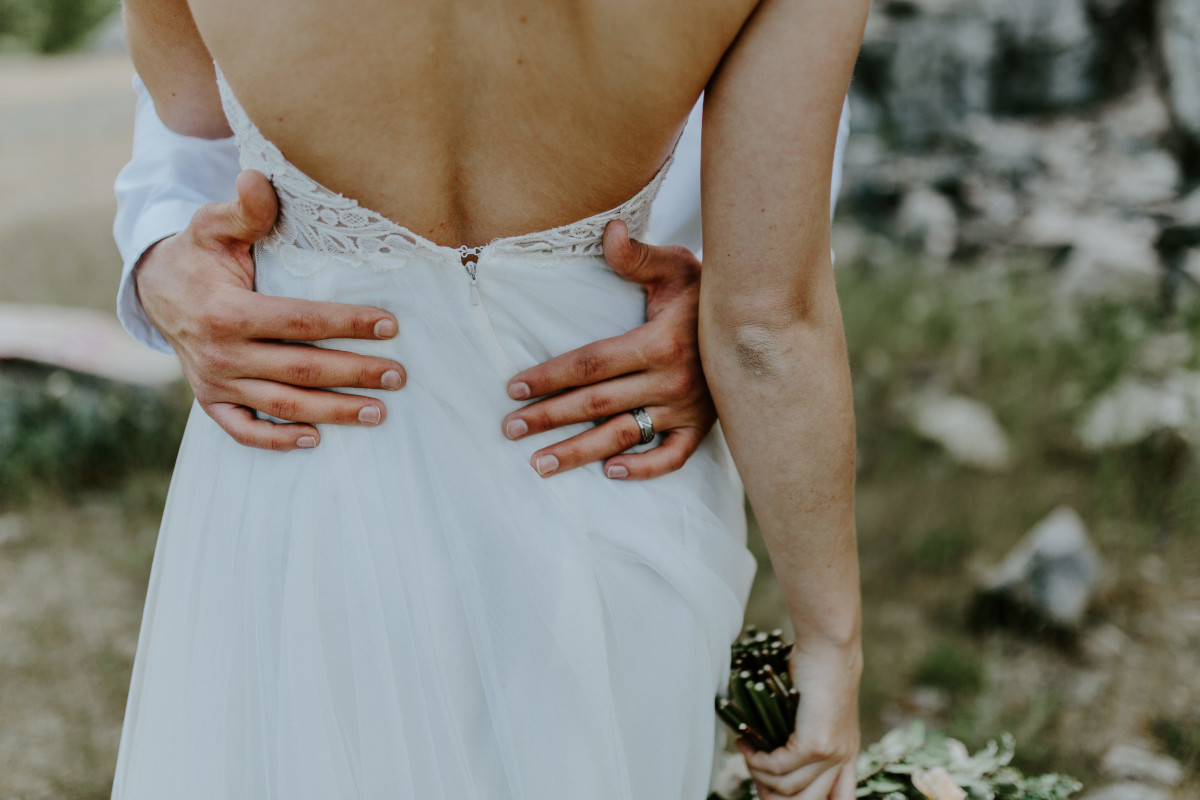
0;0;119;54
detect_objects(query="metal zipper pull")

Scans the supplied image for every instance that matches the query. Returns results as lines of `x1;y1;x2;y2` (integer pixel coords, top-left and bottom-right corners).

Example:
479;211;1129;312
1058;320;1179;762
457;245;484;305
467;269;481;306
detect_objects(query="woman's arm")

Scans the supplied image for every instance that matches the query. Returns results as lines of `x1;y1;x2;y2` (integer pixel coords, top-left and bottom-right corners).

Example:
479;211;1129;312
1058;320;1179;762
701;1;869;798
124;0;230;138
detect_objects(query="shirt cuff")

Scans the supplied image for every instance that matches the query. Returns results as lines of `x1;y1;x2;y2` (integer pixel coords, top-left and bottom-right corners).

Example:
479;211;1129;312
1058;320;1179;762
116;198;206;355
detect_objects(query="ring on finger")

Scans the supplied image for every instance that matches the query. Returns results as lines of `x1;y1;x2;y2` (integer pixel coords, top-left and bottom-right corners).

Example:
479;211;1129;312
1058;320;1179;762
629;407;655;444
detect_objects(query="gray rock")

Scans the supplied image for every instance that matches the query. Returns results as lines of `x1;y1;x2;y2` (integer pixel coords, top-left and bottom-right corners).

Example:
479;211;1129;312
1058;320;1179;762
896;186;959;260
1160;0;1200;149
1080;782;1170;800
1098;151;1180;207
979;506;1102;628
886;15;995;146
1079;371;1200;449
1137;332;1193;377
1101;744;1184;787
985;0;1098;112
909;393;1011;471
1056;215;1162;299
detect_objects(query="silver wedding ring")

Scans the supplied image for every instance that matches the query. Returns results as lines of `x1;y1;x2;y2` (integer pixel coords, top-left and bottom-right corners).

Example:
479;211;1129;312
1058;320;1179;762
630;407;655;445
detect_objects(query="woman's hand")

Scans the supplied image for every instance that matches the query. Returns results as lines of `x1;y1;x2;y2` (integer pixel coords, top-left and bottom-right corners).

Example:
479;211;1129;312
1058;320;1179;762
136;169;407;451
735;642;862;800
501;220;716;480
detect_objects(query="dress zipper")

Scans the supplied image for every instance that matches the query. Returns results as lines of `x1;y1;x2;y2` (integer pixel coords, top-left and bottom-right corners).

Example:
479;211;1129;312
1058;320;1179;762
456;245;484;306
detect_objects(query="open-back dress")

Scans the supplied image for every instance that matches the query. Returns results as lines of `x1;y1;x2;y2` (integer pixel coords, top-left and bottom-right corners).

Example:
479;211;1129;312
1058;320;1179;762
110;65;758;800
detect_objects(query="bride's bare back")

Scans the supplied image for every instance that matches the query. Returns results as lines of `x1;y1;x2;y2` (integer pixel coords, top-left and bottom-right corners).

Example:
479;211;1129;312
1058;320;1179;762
134;0;756;248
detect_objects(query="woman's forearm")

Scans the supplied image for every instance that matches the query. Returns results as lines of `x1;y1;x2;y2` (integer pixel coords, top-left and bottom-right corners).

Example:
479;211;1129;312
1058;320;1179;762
699;263;860;651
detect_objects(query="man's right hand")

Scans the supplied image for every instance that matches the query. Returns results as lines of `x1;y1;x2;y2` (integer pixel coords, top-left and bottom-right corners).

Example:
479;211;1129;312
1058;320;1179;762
135;169;406;451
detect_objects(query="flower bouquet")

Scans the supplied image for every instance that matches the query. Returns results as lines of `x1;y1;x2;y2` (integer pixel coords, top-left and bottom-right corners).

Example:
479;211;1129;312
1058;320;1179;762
711;627;1083;800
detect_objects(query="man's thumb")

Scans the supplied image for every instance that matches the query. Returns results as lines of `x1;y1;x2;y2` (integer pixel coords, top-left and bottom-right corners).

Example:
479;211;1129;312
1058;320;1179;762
224;169;279;244
602;219;652;281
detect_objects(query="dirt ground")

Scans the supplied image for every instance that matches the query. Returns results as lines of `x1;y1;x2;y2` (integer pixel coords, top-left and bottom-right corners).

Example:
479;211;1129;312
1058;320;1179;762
0;53;135;314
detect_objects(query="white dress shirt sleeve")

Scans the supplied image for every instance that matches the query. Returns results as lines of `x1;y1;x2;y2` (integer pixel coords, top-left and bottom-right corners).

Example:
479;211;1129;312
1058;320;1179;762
645;93;851;257
113;74;241;353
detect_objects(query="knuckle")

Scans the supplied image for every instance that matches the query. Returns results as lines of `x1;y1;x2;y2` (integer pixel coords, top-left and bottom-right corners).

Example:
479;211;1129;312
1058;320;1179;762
804;738;838;762
526;408;552;432
286;357;321;385
204;345;239;376
291;309;323;338
264;433;292;452
650;334;690;365
575;352;607;383
582;392;613;420
266;395;301;421
665;448;688;472
615;423;641;450
188;203;222;237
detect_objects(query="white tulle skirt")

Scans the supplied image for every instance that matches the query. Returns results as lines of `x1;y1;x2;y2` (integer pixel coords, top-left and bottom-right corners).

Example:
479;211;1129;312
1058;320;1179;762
110;240;757;800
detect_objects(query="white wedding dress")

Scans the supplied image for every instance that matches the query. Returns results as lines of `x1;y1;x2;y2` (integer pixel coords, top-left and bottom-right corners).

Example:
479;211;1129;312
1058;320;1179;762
110;65;758;800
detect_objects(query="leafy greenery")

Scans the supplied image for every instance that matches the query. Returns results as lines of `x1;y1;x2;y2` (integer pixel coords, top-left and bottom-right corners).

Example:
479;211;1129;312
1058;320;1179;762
0;0;118;54
915;643;984;697
713;722;1081;800
0;363;190;506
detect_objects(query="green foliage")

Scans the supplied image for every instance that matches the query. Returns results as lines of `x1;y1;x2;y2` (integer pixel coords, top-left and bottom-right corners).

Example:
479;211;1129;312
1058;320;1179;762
0;364;189;506
908;524;974;573
915;643;984;696
712;722;1082;800
1151;714;1200;774
0;0;118;54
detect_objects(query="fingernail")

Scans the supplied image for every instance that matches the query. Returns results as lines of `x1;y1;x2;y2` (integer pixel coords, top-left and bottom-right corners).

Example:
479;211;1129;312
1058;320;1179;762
374;318;398;338
606;464;628;479
534;454;559;476
297;435;317;449
381;369;402;389
505;418;529;440
358;405;381;425
508;381;530;400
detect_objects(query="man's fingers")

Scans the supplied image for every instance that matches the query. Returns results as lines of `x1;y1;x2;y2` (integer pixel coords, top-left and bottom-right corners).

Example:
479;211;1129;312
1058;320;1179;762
249;342;406;390
204;402;320;452
229;379;388;426
525;408;669;478
503;375;658;439
507;334;648;401
602;427;701;480
238;294;400;342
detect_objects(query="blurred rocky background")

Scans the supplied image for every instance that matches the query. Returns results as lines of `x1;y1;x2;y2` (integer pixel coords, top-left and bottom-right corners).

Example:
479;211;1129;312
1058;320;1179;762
3;1;1200;799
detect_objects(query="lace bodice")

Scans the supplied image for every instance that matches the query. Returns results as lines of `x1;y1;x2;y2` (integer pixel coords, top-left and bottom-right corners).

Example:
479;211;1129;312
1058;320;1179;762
213;64;675;275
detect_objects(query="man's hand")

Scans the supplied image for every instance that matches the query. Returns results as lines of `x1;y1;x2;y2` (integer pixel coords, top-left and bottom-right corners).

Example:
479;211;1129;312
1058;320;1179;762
501;220;716;480
136;169;406;451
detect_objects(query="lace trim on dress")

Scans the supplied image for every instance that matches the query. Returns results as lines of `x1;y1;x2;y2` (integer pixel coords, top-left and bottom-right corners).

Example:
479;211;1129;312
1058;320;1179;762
213;64;676;275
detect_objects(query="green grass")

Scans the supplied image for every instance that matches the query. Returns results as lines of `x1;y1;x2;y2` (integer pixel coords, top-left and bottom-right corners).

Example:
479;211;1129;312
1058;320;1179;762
915;642;985;695
0;0;119;54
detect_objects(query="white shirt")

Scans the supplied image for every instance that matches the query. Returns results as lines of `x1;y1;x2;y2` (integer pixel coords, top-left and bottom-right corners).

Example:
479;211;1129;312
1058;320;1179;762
113;75;850;353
